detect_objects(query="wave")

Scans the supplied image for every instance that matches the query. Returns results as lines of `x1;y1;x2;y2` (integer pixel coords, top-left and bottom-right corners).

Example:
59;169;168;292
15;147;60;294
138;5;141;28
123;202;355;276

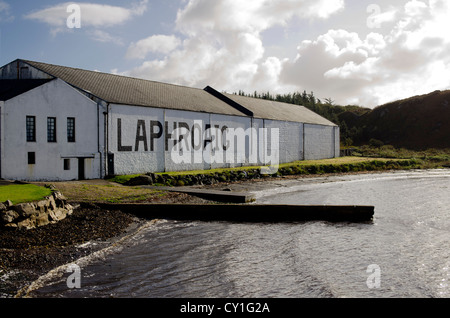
14;219;162;298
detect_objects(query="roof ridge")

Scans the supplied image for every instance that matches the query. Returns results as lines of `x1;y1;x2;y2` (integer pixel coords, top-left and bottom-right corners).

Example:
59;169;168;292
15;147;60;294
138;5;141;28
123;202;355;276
22;59;207;92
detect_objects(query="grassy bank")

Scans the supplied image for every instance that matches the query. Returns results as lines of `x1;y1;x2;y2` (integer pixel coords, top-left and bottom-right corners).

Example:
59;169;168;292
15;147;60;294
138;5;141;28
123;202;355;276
37;182;170;204
108;153;433;187
0;184;53;205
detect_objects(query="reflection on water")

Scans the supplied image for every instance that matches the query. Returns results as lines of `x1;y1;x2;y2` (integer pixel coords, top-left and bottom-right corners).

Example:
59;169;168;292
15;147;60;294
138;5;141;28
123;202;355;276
31;170;450;298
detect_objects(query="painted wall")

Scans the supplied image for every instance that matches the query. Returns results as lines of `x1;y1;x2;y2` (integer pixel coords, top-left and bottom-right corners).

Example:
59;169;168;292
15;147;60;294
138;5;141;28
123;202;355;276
264;120;303;164
109;104;267;174
304;124;338;160
1;79;102;181
107;104;339;175
334;126;340;158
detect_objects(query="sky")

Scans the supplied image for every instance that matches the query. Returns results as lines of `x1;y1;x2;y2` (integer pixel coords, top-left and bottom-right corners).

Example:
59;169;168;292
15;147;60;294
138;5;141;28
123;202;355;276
1;0;450;108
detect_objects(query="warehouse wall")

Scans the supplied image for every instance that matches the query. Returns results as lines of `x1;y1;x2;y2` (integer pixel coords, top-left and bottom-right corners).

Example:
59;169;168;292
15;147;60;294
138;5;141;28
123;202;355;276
264;120;302;164
1;79;101;181
108;104;306;175
304;124;338;160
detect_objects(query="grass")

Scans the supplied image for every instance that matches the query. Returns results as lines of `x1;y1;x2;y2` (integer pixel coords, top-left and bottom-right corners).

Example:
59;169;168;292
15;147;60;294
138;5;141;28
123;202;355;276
107;155;421;186
100;145;450;189
47;183;167;204
111;157;394;179
0;184;53;205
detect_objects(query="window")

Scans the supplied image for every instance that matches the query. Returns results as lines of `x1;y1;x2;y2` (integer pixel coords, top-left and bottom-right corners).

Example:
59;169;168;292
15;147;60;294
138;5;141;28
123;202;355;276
64;159;71;170
67;117;75;142
47;117;56;142
28;152;36;165
26;116;36;142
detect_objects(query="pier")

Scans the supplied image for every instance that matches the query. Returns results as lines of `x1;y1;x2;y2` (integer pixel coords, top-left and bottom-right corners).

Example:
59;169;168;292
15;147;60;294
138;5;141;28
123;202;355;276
82;203;375;223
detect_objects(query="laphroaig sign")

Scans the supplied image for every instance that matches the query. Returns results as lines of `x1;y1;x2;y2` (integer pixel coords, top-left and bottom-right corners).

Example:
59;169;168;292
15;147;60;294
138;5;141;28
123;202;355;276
115;118;279;173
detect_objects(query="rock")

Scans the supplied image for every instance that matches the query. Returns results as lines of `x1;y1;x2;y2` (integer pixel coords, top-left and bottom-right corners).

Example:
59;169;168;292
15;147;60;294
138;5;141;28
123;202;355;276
53;191;67;208
47;196;57;210
1;210;19;223
145;172;156;181
17;218;36;230
36;199;49;213
125;175;154;186
66;204;74;216
153;174;164;184
35;212;50;227
14;202;39;218
49;208;68;222
1;192;74;230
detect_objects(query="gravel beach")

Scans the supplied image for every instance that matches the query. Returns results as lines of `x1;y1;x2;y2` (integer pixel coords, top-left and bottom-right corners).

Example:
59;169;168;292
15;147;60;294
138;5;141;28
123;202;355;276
0;190;210;298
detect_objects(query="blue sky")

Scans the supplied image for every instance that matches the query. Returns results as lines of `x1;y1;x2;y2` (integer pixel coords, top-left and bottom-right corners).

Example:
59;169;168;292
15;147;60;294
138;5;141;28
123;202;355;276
1;0;450;108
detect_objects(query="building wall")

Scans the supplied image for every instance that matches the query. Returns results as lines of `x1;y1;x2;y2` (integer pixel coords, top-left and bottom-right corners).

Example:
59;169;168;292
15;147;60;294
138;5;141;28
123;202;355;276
1;60;53;80
1;79;102;181
107;104;339;175
334;126;340;158
264;120;303;164
303;124;338;160
109;104;263;174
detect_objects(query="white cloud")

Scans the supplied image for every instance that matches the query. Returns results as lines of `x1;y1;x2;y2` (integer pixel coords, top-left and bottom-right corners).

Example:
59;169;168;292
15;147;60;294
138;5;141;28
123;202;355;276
124;0;450;108
125;0;344;91
280;0;450;107
88;30;124;46
25;1;148;37
126;35;181;59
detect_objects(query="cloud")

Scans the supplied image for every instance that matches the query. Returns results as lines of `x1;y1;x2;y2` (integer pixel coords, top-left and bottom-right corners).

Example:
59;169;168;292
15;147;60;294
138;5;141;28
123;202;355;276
125;0;344;91
25;1;148;35
0;1;13;22
126;35;181;59
124;0;450;108
88;30;124;46
280;0;450;107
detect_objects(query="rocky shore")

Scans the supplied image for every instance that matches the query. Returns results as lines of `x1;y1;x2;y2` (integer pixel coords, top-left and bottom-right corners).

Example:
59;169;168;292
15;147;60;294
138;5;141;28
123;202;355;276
0;191;209;298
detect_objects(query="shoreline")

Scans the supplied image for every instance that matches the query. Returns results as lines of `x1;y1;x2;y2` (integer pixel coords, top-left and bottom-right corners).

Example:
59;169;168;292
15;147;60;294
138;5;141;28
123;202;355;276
1;168;447;298
0;192;211;298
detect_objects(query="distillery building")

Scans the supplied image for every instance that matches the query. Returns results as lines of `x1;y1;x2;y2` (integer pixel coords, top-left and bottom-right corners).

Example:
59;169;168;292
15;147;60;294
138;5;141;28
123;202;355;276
0;59;339;181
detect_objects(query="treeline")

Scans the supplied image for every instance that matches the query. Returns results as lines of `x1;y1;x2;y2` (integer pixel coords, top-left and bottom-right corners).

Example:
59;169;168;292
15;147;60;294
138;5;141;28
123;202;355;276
234;90;369;146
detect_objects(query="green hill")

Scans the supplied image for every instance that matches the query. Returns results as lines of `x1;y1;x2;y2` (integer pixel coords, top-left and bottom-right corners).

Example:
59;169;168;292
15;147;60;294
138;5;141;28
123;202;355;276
343;90;450;150
235;89;450;150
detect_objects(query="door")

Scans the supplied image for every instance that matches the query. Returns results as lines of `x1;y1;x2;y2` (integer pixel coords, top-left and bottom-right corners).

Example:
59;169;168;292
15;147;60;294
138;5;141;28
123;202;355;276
78;158;85;180
107;153;115;176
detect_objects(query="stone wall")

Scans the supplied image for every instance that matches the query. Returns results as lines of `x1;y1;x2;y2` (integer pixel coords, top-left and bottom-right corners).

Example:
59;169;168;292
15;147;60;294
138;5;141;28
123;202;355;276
0;191;74;230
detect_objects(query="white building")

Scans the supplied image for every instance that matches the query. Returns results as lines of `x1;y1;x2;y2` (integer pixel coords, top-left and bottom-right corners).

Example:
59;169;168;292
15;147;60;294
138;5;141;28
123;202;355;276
0;59;339;181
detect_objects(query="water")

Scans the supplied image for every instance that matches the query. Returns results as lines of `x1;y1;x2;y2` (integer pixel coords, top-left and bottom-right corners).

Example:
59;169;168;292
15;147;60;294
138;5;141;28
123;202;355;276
28;170;450;298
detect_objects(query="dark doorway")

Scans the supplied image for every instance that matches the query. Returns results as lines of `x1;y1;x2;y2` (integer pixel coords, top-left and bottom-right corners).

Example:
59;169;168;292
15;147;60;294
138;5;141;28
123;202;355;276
107;153;115;176
78;158;85;180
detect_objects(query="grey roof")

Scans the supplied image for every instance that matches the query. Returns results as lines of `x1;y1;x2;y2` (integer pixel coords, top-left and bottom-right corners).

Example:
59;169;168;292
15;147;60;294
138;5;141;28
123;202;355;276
223;93;337;126
22;60;336;126
23;60;245;117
